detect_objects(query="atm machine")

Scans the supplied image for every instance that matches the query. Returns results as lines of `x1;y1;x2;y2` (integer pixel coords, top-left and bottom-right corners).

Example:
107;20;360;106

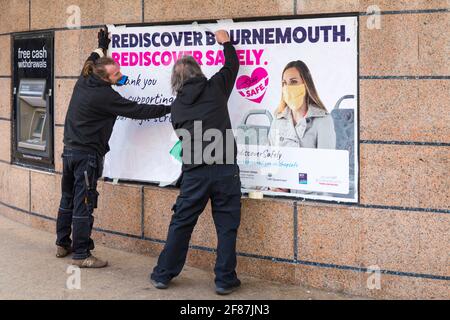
17;79;49;152
12;31;54;169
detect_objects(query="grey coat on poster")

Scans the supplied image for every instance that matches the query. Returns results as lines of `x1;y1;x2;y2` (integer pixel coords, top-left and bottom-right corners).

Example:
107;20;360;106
268;103;336;149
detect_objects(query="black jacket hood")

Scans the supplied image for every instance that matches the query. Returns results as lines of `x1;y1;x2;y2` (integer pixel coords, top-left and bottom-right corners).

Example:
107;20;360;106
177;76;207;105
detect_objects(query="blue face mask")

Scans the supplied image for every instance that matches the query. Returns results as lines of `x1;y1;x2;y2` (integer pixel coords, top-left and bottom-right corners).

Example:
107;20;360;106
115;75;128;86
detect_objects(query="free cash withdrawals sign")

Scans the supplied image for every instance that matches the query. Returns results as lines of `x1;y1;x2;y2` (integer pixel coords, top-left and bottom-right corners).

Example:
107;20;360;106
103;16;359;202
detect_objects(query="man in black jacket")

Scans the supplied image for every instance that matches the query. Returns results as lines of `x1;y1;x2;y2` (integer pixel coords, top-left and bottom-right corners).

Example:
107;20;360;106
56;29;171;268
150;30;242;295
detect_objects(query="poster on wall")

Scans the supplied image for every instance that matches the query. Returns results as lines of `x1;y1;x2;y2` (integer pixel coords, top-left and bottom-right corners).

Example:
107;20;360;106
103;16;359;203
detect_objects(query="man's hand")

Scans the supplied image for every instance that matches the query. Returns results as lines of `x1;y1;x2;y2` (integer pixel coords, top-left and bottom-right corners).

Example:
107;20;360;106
98;27;111;53
215;30;230;45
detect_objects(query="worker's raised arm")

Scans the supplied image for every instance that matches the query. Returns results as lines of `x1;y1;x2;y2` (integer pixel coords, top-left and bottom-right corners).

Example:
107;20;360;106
210;30;240;98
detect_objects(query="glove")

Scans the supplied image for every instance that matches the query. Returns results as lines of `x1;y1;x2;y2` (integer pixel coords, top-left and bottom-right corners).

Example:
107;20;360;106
98;27;110;51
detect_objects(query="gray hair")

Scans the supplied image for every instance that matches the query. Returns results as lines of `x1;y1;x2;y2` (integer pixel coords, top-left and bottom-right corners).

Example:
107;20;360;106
171;56;205;95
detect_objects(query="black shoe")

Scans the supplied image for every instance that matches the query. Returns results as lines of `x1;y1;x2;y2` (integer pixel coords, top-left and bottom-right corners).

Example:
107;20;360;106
150;279;169;289
215;281;241;295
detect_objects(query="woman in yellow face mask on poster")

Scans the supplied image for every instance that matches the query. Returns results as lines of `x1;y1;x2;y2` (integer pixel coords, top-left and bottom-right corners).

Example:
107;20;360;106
268;60;336;193
268;60;336;149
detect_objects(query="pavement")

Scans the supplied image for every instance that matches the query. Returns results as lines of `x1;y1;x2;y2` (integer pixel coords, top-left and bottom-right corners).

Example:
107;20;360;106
0;213;366;300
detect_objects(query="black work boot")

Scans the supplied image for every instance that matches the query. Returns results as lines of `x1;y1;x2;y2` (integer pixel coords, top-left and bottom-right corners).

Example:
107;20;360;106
215;280;241;295
150;279;169;289
149;274;169;289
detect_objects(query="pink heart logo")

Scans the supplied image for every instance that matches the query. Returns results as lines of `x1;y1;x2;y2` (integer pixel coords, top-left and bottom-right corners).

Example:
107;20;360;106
236;67;269;104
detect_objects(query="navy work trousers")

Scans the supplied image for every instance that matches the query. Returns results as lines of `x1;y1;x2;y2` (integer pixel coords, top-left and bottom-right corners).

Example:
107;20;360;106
56;147;102;260
151;164;242;288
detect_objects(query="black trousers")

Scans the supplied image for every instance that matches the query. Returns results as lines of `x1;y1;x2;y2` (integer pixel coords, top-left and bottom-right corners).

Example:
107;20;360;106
56;147;102;260
151;164;242;288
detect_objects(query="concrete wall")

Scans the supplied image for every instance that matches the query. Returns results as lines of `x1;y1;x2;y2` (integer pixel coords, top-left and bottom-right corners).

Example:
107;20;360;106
0;0;449;299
